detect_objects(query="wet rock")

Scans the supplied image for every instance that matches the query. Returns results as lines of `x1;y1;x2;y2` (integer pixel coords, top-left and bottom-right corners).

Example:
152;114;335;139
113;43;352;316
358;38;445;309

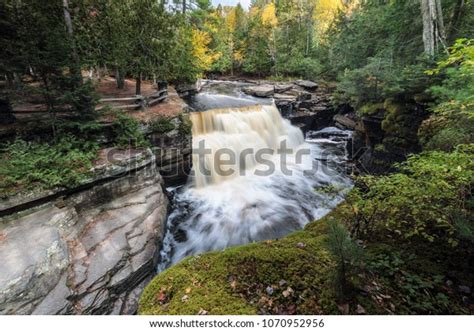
242;84;274;97
175;82;201;97
273;93;297;101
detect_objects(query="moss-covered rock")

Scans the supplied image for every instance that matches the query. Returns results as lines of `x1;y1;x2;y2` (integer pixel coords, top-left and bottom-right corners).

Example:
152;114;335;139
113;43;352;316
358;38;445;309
359;102;385;116
139;220;338;315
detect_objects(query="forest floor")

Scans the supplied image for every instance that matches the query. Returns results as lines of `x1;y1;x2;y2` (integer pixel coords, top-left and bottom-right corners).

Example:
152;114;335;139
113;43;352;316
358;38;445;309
3;76;186;127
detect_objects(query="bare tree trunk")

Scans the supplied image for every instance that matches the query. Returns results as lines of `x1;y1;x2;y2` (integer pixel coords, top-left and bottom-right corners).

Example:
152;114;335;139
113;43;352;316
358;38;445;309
116;69;125;89
447;0;464;41
135;73;142;96
182;0;186;15
420;0;446;56
62;0;82;85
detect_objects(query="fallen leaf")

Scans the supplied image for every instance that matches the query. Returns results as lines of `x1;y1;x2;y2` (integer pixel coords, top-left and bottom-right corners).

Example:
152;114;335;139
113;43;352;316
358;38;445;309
356;304;366;314
181;295;189;302
185;287;191;294
156;289;166;302
197;308;208;315
338;303;349;314
296;242;306;249
282;287;294;297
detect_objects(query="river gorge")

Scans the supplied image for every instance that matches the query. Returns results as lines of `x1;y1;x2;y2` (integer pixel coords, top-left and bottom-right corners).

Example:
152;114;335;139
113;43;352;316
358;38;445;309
0;79;354;314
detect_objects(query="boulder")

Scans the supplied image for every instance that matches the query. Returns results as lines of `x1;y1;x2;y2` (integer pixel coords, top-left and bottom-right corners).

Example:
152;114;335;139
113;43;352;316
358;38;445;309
294;80;318;91
242;84;274;97
274;84;293;93
334;114;357;130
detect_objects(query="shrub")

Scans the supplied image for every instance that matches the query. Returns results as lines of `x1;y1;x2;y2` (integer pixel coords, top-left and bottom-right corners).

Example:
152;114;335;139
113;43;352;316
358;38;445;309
0;136;99;197
178;114;192;135
150;117;175;134
347;145;474;246
112;112;149;148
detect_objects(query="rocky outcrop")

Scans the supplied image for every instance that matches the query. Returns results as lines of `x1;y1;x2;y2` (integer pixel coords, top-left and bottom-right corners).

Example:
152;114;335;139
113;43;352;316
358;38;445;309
0;149;168;315
150;121;192;186
242;84;275;97
294;80;319;91
241;80;335;132
336;100;428;174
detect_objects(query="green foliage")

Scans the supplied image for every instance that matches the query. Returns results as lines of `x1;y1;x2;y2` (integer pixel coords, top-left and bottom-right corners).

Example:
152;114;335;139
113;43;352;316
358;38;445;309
112;112;149;148
178;114;193;135
0;136;99;197
427;39;474;104
419;39;474;152
323;0;424;77
60;80;99;118
366;250;453;314
150;117;175;134
333;57;434;108
326;221;364;298
348;145;474;246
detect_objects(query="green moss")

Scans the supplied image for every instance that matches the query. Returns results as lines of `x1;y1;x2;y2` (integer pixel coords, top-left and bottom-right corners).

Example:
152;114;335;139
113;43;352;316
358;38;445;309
178;114;192;135
150;117;175;134
359;102;385;116
139;218;338;315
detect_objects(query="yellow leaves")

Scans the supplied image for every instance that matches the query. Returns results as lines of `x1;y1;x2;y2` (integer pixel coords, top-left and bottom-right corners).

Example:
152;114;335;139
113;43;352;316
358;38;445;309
191;29;220;72
233;50;244;63
261;3;278;28
314;0;345;37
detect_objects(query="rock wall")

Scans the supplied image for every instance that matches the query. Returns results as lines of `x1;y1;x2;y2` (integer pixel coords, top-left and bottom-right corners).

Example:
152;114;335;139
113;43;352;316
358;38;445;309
0;149;168;315
334;100;428;174
149;124;192;187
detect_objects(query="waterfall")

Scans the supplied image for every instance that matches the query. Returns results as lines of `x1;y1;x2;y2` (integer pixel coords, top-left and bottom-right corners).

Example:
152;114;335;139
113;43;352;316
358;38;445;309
157;104;353;272
190;105;305;188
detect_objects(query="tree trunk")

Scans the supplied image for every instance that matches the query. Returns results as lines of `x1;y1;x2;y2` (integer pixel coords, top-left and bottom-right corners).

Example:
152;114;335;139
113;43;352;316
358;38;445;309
420;0;446;56
447;0;464;41
135;73;142;96
116;69;125;89
182;0;186;15
62;0;82;85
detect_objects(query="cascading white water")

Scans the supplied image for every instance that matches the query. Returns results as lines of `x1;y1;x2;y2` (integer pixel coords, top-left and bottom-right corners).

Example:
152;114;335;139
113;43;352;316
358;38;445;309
158;104;352;272
190;105;305;188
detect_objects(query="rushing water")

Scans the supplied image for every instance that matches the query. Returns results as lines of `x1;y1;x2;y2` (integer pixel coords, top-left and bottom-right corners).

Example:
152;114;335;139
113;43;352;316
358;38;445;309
186;79;273;111
157;82;352;272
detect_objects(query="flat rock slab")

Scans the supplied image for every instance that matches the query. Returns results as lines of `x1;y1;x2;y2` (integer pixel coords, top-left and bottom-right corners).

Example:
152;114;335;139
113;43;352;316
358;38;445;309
294;80;319;91
273;93;297;101
242;84;274;97
334;114;357;130
274;84;293;93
